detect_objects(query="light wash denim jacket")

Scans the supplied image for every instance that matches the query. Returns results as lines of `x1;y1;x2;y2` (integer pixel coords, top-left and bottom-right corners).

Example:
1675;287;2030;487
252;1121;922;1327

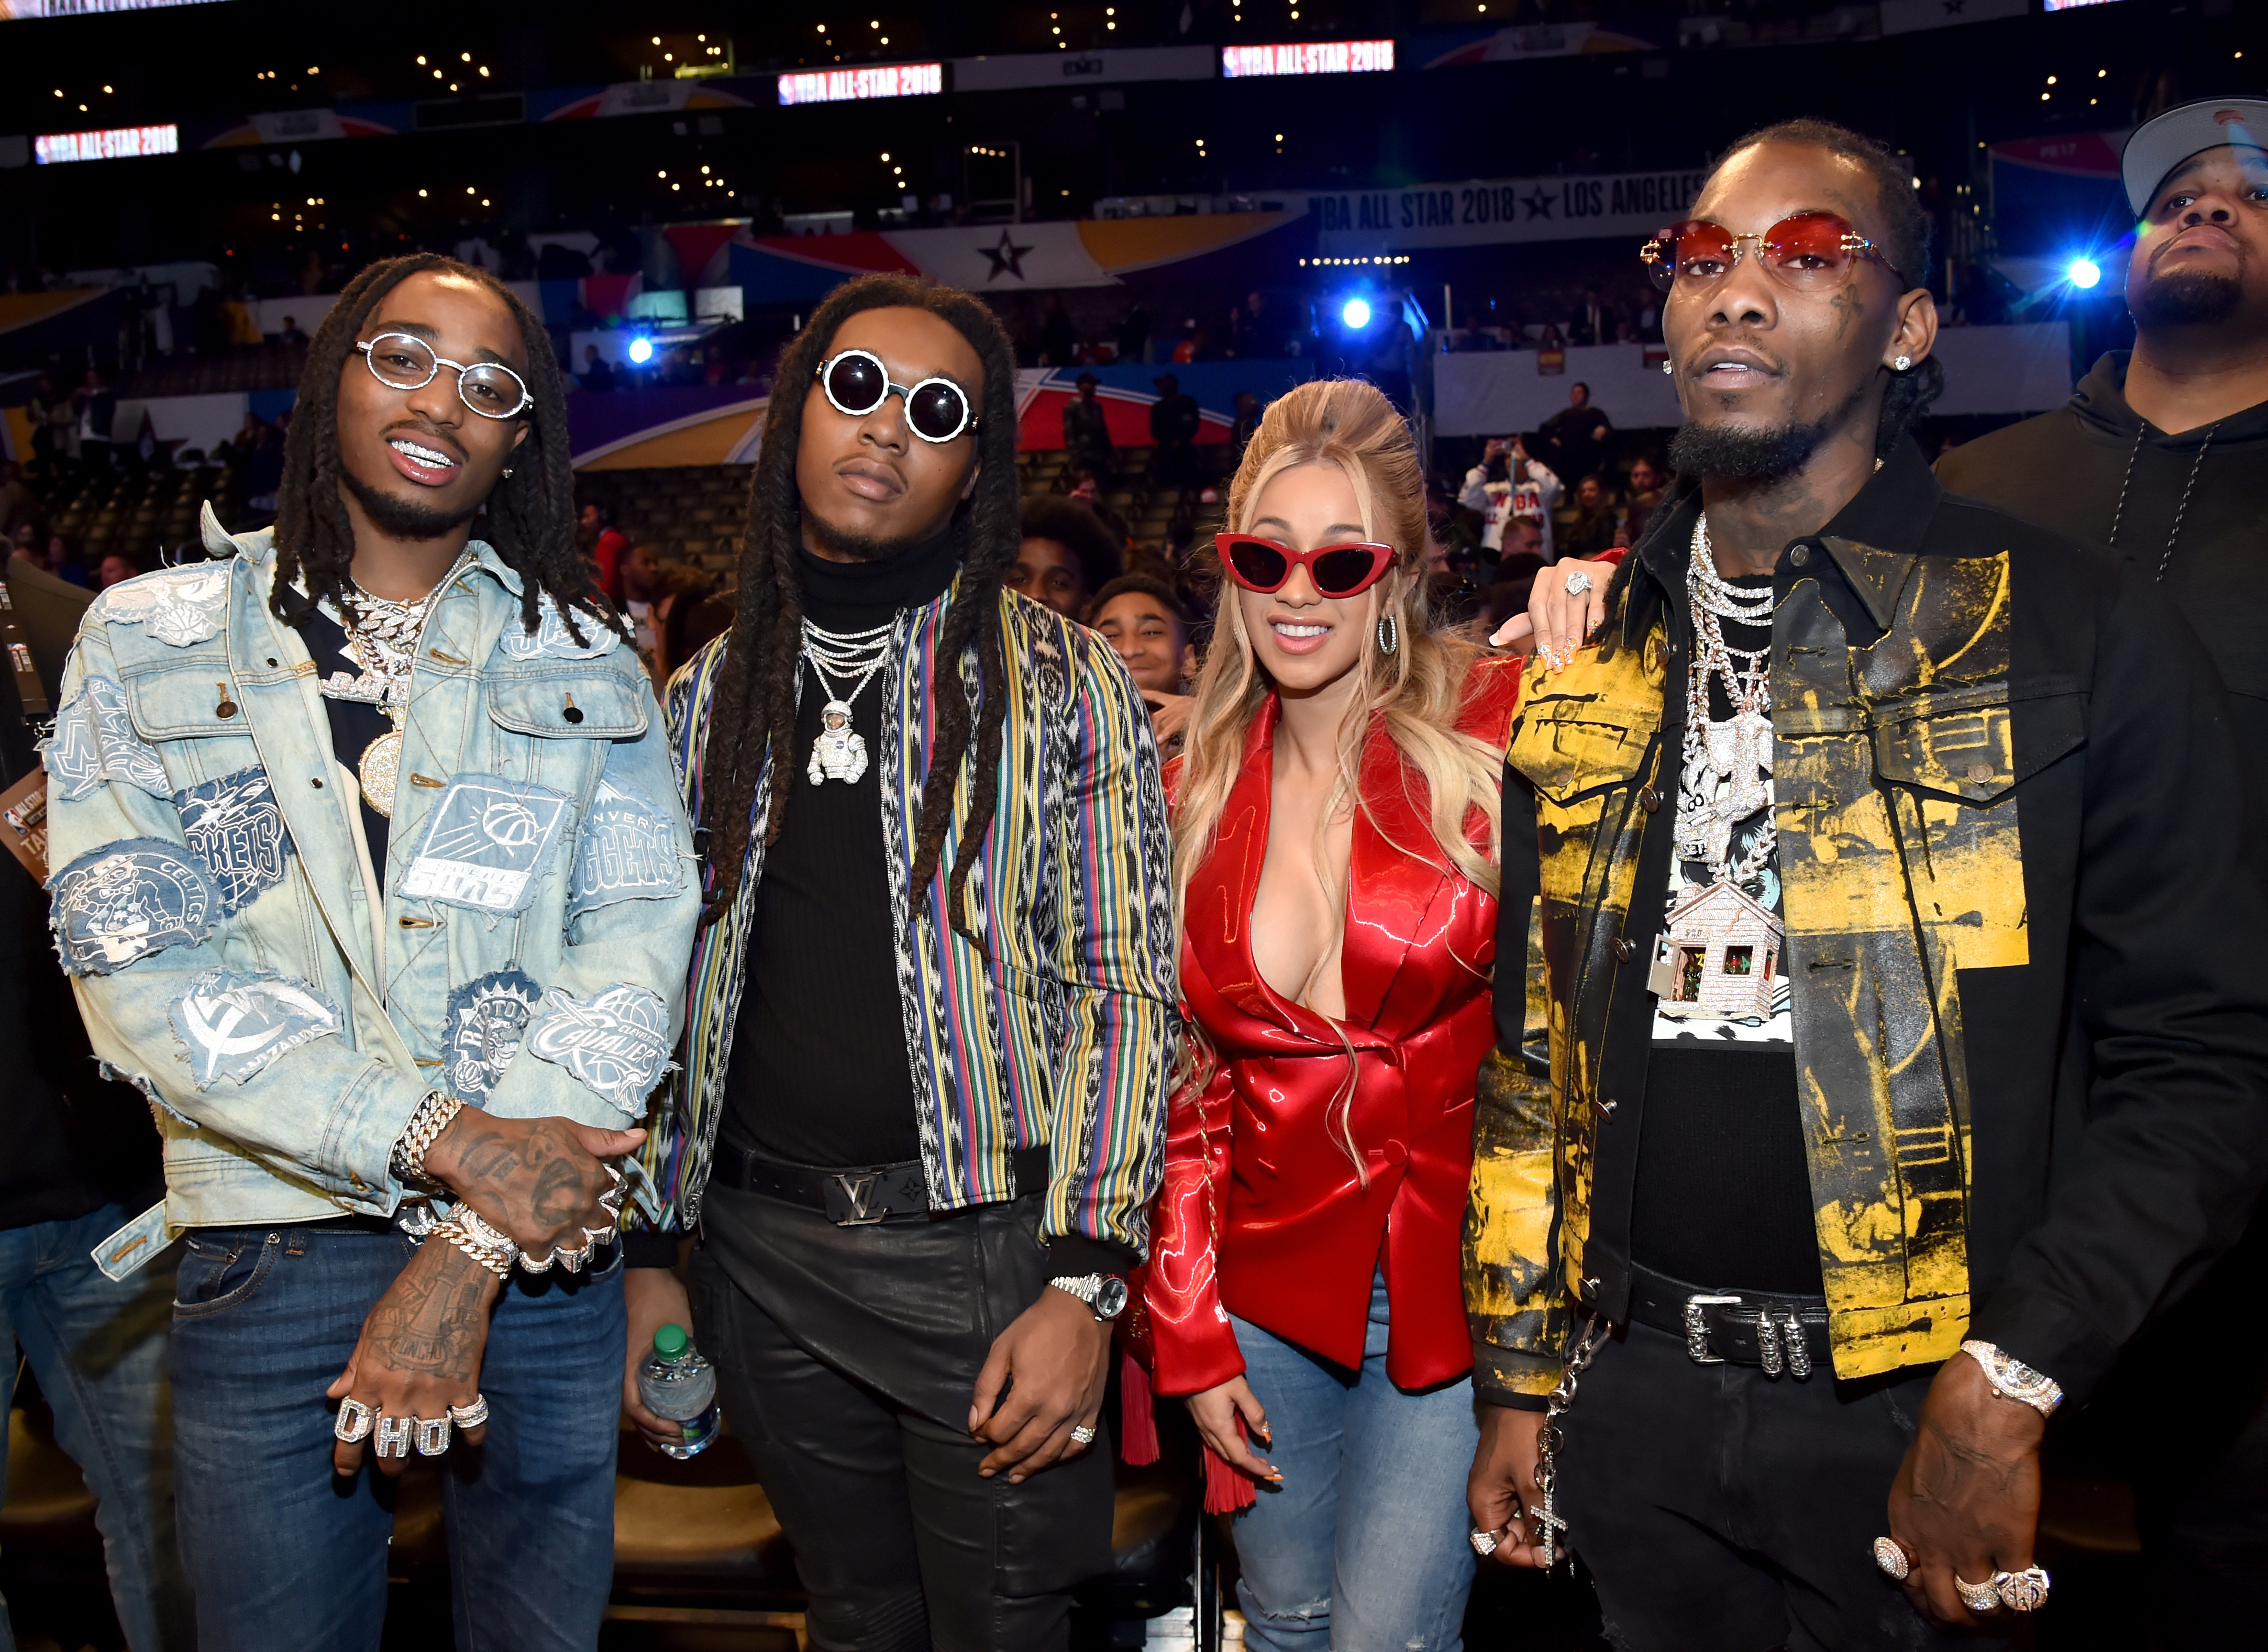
45;508;702;1228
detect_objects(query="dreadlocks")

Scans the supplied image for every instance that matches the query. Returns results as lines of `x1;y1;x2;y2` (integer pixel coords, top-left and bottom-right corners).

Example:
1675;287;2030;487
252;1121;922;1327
1722;118;1945;456
699;274;1023;943
268;252;621;645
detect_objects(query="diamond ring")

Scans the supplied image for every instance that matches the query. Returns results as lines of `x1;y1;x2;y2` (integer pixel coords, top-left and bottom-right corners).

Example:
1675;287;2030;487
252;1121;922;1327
1469;1528;1500;1558
1069;1423;1098;1447
1992;1566;2051;1612
1872;1536;1910;1580
1564;569;1594;596
415;1415;452;1457
1953;1573;2002;1613
374;1414;415;1460
449;1394;490;1429
334;1398;374;1444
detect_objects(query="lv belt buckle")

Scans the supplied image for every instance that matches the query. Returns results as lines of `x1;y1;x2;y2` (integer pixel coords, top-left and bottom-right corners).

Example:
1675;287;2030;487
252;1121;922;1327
826;1171;888;1226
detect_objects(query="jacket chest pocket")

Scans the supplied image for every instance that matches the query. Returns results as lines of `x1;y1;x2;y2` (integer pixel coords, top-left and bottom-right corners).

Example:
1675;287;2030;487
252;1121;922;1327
119;658;263;787
483;670;648;794
1870;690;2085;805
1510;713;1649;808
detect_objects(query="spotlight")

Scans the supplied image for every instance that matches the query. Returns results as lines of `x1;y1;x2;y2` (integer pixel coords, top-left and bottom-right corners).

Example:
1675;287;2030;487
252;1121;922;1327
2066;257;2101;290
1341;297;1372;329
627;337;655;365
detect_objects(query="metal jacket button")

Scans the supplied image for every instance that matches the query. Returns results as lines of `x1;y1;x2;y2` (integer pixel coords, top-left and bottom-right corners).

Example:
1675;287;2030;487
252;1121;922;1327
1382;1139;1408;1167
562;694;584;725
1790;545;1811;567
1613;937;1635;962
214;683;238;719
1639;784;1660;813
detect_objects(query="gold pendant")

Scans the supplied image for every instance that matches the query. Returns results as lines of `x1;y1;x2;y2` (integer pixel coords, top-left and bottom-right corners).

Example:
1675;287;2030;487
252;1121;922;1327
360;728;403;817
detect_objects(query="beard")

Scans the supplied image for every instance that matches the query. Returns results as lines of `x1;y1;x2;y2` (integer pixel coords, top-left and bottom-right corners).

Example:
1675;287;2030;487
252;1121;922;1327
340;465;483;540
2133;268;2243;329
1669;374;1873;483
801;502;950;563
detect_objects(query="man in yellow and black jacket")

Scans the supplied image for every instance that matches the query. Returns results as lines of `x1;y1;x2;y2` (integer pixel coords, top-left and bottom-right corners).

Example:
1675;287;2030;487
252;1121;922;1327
1464;118;2268;1651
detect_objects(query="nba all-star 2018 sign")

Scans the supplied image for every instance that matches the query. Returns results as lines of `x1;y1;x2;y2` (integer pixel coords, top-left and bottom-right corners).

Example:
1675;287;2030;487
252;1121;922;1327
1311;168;1710;254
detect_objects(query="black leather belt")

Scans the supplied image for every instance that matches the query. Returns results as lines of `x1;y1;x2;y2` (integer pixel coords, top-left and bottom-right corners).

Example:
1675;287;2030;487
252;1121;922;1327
710;1139;1050;1226
1624;1263;1833;1380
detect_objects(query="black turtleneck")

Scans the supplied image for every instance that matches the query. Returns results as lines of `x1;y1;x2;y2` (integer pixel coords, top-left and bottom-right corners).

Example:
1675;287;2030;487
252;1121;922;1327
725;527;959;1171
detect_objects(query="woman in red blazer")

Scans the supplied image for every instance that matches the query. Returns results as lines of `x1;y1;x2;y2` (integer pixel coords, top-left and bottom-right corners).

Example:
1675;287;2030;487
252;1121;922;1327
1139;378;1520;1650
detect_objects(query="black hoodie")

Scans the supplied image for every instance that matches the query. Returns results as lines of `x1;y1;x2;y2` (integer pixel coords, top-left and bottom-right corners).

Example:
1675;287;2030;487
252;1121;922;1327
1937;351;2268;772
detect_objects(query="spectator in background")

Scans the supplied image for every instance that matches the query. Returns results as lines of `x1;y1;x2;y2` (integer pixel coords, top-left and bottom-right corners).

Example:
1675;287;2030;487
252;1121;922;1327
245;418;285;515
1623;454;1666;545
45;532;91;589
1063;468;1133;549
0;460;32;541
578;500;629;598
1151;373;1202;487
1459;436;1563;563
1090;572;1197;751
580;344;615;392
1171;319;1199;365
1063;372;1115;492
1013;496;1125;620
1230;291;1274;358
1041;293;1076;368
1559;472;1620;559
279;315;309;347
94;550;141;590
1568;286;1614;348
1230;390;1263;467
1482;548;1547;651
619;540;661;672
1537;381;1610;484
655;567;731;685
1118;301;1153;365
77;365;116;478
27;376;67;478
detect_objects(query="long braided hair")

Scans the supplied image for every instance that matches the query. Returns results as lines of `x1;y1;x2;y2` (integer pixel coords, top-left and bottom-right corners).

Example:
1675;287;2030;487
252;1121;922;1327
268;253;620;644
699;274;1022;940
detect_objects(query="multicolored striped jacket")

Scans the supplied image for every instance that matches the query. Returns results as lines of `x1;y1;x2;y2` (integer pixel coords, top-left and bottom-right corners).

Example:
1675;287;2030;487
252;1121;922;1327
633;581;1177;1255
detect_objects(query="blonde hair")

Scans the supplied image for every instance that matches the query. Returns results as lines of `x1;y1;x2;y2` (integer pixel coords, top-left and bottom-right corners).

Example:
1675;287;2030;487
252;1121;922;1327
1173;376;1503;984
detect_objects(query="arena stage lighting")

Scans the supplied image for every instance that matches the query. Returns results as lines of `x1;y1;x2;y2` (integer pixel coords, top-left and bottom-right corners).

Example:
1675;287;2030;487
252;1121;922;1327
2065;257;2101;290
1340;296;1372;329
627;336;656;364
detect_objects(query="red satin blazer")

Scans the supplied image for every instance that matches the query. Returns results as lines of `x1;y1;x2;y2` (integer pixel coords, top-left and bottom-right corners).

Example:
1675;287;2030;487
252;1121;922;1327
1145;655;1521;1395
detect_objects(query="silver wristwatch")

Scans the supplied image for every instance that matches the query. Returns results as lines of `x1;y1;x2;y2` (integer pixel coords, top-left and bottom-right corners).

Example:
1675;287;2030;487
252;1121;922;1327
1048;1272;1130;1322
1960;1339;2063;1417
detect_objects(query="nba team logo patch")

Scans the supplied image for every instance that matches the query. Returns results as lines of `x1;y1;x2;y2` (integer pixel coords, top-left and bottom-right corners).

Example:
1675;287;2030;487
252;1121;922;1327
50;838;218;975
95;562;234;648
174;766;293;915
168;968;340;1087
444;969;545;1102
496;596;619;661
525;982;673;1116
569;777;685;916
43;674;171;800
399;774;570;913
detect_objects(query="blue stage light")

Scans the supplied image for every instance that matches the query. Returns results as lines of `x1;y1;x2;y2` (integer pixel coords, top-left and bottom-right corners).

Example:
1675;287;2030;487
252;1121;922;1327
2065;258;2101;290
627;336;656;364
1340;296;1372;329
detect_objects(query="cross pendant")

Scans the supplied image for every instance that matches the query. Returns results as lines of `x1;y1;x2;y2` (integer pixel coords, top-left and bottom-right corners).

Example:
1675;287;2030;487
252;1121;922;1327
1526;1491;1569;1569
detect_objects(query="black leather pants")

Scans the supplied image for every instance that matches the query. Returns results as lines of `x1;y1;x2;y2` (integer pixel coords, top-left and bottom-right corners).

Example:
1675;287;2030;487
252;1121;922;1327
693;1184;1114;1652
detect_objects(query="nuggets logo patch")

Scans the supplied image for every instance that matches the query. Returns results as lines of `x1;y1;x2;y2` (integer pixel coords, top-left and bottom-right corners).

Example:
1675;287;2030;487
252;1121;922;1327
569;777;684;916
168;968;340;1087
50;839;218;975
398;774;570;914
95;563;233;648
496;596;619;661
174;766;293;915
444;969;545;1103
525;983;672;1117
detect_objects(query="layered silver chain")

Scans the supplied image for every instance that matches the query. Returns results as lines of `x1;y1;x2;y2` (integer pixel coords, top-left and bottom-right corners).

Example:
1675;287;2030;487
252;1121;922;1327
318;555;469;713
800;617;893;708
1679;514;1777;886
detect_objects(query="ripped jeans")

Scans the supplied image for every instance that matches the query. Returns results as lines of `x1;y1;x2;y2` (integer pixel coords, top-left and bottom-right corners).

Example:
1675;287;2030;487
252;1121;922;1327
1227;1272;1478;1651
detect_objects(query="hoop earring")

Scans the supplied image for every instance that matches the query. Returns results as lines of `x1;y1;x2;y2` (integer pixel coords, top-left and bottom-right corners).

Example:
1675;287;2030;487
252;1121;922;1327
1376;613;1399;657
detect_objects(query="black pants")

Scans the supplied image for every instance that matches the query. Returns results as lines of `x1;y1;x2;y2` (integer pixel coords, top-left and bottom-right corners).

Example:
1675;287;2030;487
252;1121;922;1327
1557;1318;2018;1652
693;1184;1114;1652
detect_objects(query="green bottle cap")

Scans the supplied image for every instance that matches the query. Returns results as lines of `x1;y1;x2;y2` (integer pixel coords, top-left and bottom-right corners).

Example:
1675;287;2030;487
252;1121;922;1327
652;1323;689;1360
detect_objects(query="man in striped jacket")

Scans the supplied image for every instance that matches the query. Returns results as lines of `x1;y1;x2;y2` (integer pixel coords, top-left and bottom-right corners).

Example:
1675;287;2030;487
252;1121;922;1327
622;275;1177;1651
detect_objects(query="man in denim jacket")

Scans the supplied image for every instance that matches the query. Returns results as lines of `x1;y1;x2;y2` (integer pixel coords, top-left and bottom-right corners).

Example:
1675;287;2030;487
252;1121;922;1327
45;256;701;1652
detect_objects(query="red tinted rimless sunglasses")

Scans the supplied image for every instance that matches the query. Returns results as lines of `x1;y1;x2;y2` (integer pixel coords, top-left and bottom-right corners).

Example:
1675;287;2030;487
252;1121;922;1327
1215;533;1397;599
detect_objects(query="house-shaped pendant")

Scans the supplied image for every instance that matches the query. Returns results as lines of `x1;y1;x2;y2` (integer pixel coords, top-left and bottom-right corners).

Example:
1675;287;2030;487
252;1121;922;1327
1648;878;1782;1022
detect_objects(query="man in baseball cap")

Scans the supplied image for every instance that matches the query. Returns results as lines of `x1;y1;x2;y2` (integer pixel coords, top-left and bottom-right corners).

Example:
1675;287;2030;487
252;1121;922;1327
1938;97;2268;1639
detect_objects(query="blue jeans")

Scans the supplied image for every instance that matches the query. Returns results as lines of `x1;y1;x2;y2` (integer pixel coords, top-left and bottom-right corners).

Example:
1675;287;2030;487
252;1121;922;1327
1;1201;194;1652
1227;1274;1479;1652
168;1223;624;1652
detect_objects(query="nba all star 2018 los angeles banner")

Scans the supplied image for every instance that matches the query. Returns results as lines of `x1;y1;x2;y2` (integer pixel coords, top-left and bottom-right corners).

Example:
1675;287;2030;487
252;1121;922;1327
1312;168;1710;256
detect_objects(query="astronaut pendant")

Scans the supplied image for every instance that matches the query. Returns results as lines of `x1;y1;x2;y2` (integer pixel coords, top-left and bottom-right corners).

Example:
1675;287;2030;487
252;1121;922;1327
806;700;869;785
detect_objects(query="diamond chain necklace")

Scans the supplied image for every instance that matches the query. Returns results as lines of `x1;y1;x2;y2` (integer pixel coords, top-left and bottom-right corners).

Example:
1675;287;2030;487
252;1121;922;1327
1680;513;1777;886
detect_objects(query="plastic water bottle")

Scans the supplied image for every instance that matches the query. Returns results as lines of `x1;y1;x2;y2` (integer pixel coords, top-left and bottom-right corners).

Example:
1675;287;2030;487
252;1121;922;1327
637;1323;720;1459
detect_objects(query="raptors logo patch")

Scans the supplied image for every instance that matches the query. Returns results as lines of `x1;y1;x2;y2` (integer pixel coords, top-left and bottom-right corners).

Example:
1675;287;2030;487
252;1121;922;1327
443;969;545;1103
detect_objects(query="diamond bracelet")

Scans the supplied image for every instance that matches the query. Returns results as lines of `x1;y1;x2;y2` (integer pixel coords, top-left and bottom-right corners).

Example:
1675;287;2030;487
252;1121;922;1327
388;1091;464;1189
1961;1339;2063;1417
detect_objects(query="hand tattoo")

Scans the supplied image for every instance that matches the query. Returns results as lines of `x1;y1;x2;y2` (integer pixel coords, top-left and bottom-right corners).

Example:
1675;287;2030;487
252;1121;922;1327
363;1247;493;1384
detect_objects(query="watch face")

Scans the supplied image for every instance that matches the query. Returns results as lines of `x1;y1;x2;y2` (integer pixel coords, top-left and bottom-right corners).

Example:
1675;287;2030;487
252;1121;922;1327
1093;1275;1130;1320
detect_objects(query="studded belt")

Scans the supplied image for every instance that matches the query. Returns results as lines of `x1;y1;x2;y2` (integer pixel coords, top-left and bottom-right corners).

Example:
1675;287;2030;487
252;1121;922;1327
1625;1263;1832;1380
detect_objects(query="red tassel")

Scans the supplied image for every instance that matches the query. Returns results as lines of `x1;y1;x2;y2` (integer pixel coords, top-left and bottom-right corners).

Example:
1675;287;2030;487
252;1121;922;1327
1119;1349;1160;1466
1202;1416;1259;1514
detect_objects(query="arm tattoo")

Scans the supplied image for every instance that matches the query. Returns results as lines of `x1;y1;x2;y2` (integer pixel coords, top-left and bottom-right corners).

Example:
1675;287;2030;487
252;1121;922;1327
363;1247;496;1381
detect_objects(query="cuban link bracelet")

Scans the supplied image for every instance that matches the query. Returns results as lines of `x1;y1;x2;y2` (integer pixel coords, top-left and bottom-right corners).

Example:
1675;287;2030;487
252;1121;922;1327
388;1091;463;1189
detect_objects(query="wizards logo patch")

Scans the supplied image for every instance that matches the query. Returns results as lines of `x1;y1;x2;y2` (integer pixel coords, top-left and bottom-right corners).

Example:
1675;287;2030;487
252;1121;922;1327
168;969;340;1088
49;839;218;975
444;969;545;1103
174;767;293;915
